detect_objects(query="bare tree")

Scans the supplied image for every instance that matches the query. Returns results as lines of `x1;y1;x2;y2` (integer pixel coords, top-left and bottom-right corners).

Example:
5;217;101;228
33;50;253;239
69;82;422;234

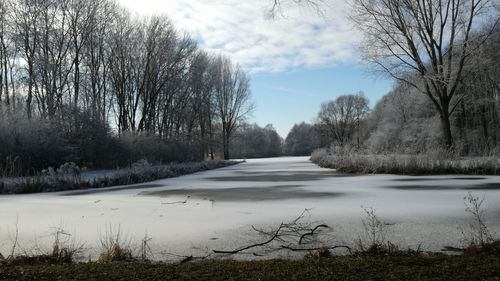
0;0;10;106
11;0;42;118
67;0;102;110
351;0;498;148
189;50;217;159
81;0;115;122
108;9;140;133
213;56;253;160
317;92;369;146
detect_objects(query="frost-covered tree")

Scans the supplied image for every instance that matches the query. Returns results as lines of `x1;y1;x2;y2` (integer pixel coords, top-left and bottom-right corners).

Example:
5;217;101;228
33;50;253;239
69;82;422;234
317;92;369;146
351;0;498;148
285;122;321;156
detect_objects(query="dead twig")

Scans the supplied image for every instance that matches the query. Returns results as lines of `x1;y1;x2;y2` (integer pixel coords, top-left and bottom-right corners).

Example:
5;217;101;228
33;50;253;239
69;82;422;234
8;216;19;260
163;252;213;263
213;223;285;254
299;224;329;245
213;209;332;256
281;245;352;254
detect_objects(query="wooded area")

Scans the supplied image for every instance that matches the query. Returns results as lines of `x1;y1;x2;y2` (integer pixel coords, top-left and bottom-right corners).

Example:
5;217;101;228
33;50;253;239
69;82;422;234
0;0;255;175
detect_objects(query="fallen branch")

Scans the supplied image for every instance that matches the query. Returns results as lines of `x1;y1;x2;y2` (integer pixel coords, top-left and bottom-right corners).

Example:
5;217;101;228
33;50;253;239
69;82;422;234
175;209;335;260
212;209;333;256
299;224;329;245
441;246;464;252
281;245;352;254
213;223;284;254
164;252;213;263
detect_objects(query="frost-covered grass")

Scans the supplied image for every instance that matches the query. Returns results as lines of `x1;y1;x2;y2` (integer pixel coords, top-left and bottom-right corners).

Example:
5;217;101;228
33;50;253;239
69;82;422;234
311;148;500;175
0;160;239;194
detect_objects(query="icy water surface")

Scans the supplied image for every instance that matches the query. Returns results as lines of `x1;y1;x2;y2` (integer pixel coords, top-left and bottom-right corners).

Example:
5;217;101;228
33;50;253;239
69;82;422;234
0;157;499;259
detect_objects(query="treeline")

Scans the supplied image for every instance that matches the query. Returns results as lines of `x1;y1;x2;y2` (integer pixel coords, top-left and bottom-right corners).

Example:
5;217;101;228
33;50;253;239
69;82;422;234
0;0;252;175
230;123;283;159
289;24;500;156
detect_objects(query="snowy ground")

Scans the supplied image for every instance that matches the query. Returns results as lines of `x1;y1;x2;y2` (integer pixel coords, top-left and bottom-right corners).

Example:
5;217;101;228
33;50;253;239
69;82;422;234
0;156;499;260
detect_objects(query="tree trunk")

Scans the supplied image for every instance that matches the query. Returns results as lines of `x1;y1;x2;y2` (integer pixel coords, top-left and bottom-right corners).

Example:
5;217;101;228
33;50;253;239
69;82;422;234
26;63;34;119
223;130;230;160
440;112;453;149
74;49;80;109
480;104;489;141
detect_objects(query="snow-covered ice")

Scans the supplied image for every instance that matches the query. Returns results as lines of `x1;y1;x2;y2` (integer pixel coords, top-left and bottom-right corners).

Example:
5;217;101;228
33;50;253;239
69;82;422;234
0;156;499;259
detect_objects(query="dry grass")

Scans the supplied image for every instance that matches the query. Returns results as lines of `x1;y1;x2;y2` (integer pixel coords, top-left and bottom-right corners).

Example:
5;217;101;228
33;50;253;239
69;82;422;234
97;243;132;264
7;227;84;266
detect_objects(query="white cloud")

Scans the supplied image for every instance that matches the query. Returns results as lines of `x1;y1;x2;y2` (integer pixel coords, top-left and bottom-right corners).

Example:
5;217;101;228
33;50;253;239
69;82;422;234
117;0;361;74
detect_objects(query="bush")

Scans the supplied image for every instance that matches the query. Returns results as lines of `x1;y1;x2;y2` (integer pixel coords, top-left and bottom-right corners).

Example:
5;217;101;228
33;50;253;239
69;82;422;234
56;107;129;169
0;110;75;176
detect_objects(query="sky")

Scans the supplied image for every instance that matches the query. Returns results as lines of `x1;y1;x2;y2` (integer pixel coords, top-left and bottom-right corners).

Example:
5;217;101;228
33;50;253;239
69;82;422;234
117;0;394;138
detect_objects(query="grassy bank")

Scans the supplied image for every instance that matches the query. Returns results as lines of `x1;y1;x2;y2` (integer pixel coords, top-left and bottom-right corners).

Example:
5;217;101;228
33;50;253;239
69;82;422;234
1;253;499;281
0;160;239;194
310;148;500;175
0;193;497;280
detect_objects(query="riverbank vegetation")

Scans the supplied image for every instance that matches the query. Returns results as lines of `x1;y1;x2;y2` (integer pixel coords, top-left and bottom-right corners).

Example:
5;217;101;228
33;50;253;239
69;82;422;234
0;160;238;194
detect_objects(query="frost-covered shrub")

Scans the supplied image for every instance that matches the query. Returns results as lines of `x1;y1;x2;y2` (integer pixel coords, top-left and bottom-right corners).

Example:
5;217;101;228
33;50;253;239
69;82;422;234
55;106;131;169
131;159;152;171
310;149;328;164
41;162;85;185
0;110;75;176
311;147;500;175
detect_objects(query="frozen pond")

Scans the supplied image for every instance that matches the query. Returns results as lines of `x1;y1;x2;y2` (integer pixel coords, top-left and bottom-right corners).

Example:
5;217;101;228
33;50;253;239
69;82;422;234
0;156;499;260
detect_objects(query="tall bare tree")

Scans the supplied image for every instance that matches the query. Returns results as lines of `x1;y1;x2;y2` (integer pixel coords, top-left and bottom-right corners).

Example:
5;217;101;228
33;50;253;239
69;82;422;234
11;0;42;118
351;0;498;148
213;56;253;160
